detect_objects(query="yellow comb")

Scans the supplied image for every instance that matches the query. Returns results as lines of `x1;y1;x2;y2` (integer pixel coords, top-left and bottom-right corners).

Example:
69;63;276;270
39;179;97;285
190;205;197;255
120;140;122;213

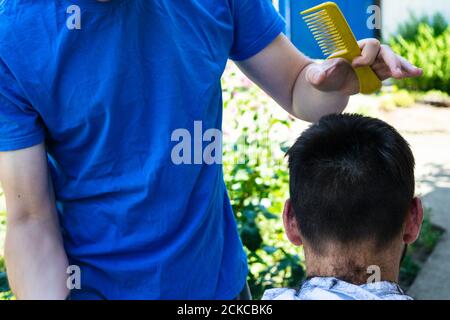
301;2;382;94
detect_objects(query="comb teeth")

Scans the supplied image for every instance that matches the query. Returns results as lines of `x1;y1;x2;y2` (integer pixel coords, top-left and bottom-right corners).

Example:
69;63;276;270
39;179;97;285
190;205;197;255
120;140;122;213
302;9;347;56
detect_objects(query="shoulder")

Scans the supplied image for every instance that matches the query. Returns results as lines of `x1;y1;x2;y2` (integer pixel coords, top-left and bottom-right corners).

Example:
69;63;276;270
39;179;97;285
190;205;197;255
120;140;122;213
262;288;298;300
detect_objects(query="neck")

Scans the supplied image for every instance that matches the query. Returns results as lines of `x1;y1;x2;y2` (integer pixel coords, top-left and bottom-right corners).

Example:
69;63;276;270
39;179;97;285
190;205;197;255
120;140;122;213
304;244;402;285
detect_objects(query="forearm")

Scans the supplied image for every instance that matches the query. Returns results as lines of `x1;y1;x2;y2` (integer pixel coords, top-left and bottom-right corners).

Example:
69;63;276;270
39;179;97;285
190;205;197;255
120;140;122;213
5;214;69;300
291;62;350;122
236;35;351;123
238;33;422;124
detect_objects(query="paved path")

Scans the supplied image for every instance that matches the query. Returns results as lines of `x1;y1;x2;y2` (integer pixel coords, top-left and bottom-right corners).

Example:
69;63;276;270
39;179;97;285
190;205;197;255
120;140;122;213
381;105;450;300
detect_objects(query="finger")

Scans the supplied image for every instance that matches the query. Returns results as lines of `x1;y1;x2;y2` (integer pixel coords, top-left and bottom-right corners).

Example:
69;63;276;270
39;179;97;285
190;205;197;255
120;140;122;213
352;39;381;68
321;58;359;94
305;58;340;85
322;58;349;77
377;45;404;79
305;58;355;92
399;56;423;77
375;70;392;81
371;62;391;80
305;63;327;86
372;46;423;80
372;64;389;74
372;58;422;81
372;65;392;81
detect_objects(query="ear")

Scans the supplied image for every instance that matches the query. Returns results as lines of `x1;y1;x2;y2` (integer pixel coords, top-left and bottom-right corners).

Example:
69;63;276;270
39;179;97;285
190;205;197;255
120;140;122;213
283;199;303;246
403;198;424;244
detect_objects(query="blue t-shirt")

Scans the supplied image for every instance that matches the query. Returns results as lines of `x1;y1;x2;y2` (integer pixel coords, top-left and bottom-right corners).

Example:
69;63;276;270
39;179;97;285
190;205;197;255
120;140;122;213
0;0;284;299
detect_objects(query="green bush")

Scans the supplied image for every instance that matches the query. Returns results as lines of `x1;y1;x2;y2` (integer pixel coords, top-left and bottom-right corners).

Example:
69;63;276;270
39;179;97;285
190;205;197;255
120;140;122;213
395;13;448;41
222;65;305;299
389;22;450;92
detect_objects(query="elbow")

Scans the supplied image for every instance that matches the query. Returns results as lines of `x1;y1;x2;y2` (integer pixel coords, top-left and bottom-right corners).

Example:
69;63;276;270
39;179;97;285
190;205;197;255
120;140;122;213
5;195;56;226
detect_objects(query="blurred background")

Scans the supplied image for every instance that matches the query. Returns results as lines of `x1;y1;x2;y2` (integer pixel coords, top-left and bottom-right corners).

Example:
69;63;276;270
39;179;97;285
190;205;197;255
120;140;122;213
1;0;450;300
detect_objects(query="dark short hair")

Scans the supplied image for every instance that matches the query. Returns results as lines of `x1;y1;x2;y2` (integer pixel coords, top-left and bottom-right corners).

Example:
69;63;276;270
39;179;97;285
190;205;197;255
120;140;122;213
287;114;415;253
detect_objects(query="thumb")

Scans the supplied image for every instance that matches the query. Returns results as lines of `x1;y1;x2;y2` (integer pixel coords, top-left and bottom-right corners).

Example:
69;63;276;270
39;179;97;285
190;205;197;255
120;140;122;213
305;63;327;86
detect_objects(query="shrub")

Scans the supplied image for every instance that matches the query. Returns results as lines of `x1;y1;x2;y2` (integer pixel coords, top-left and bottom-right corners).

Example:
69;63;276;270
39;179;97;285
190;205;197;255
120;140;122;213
395;13;448;41
222;65;305;299
389;22;450;92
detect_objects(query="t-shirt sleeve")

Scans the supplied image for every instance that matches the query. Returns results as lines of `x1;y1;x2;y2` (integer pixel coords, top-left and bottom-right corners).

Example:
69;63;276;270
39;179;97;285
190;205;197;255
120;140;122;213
229;0;286;61
0;58;45;151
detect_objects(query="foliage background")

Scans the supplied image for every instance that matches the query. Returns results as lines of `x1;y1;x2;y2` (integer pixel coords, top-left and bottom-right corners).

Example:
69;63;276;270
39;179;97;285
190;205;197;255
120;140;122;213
222;66;308;299
389;14;450;93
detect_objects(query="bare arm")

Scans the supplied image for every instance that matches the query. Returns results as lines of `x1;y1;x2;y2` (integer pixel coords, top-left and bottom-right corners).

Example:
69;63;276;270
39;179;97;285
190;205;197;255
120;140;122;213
0;143;69;300
236;34;422;122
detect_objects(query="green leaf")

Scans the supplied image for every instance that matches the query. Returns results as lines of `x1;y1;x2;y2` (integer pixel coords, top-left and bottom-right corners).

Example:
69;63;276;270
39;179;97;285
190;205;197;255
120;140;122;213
0;272;10;292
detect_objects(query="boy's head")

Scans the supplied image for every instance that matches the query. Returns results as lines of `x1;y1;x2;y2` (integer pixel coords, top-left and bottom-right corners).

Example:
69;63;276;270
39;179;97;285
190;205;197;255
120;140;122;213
284;114;423;284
